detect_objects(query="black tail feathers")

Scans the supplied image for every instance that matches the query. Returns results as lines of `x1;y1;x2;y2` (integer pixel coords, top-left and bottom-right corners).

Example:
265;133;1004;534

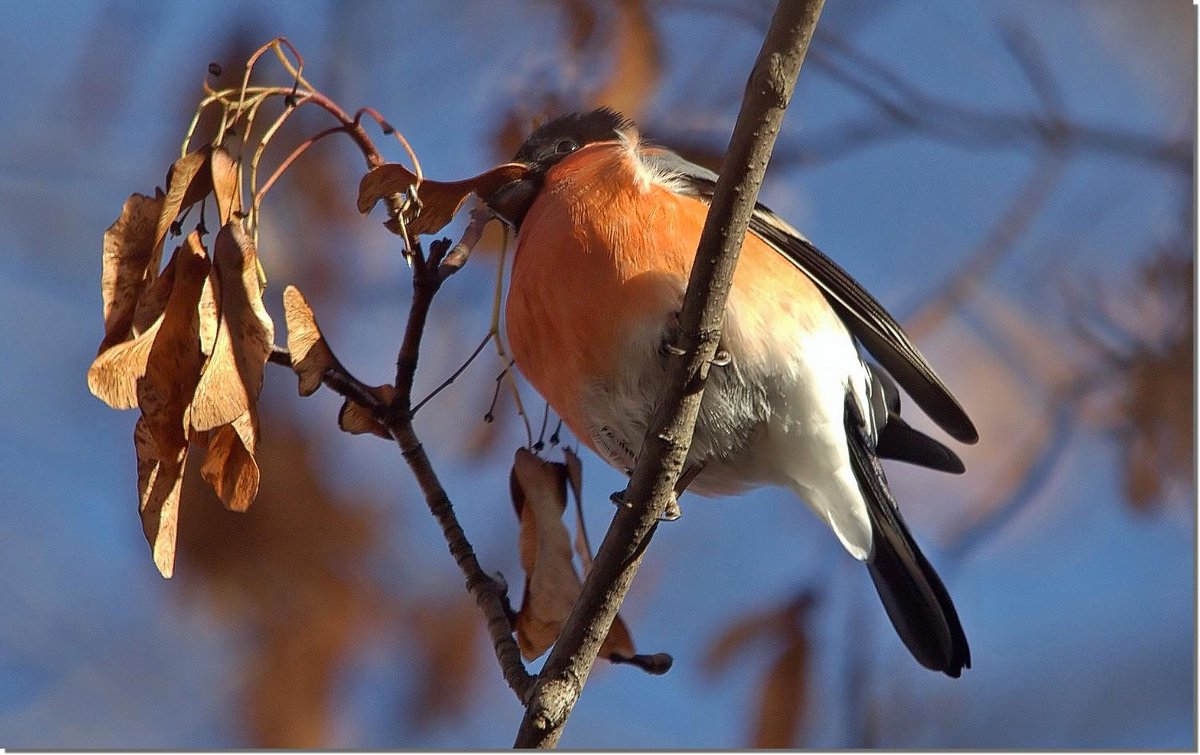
845;395;971;677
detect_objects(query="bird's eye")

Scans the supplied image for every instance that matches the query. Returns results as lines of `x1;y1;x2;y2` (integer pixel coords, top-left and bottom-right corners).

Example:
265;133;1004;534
554;138;579;155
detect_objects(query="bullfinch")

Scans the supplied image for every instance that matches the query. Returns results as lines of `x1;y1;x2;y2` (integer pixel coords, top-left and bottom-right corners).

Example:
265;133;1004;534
484;107;976;677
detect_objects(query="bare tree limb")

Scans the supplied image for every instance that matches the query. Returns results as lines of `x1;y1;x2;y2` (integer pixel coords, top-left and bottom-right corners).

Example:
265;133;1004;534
513;0;825;747
270;234;535;702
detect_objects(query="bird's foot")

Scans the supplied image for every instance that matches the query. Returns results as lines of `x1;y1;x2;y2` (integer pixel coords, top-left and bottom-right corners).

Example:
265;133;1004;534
660;311;686;357
658;312;732;367
609;488;682;521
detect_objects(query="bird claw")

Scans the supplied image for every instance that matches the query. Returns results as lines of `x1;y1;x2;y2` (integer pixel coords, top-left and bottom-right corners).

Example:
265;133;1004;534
610;489;682;521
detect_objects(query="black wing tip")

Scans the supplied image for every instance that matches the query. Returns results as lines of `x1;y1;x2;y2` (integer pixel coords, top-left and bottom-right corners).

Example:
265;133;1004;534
951;418;980;445
846;395;972;679
929;401;979;446
875;417;968;474
924;625;971;677
941;650;971;678
866;547;972;679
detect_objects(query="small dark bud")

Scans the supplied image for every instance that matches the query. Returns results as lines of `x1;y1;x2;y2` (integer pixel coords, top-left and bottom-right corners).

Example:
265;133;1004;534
533;441;544;452
484;412;494;423
169;220;182;237
208;62;222;77
611;652;674;675
381;120;395;135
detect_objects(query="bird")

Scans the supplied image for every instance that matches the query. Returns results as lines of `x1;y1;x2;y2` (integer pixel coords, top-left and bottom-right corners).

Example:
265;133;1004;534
483;107;977;677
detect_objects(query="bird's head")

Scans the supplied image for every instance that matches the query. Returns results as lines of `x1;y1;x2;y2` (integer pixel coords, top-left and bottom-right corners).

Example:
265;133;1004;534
484;107;635;228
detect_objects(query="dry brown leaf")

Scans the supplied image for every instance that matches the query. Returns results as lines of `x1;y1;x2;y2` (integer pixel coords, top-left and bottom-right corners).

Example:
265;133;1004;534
135;417;187;578
282;285;336;396
137;232;210;457
188;221;275;432
132;248;177;335
752;637;809;748
88;248;177;410
404;596;484;727
702;592;814;675
356;162;528;237
98;191;167;352
152;147;213;266
210;145;241;225
702;593;814;747
94;151;218;410
509;448;636;661
88;318;161;410
338;384;396;439
591;0;662;120
197;270;219;358
563;448;594;573
201;408;261;512
702;609;780;677
510;448;577;659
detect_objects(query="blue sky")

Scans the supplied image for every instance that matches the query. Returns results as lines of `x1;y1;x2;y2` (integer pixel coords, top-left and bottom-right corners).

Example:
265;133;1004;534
0;0;1193;748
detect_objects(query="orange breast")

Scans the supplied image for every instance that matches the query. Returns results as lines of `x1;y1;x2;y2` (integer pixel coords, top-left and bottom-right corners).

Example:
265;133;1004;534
504;141;836;448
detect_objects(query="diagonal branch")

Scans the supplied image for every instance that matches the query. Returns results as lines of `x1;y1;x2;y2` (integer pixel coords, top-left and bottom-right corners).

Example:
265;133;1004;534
513;0;826;747
271;231;535;702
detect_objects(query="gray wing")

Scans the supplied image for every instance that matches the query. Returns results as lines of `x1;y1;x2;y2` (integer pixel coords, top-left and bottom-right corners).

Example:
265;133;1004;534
642;148;979;445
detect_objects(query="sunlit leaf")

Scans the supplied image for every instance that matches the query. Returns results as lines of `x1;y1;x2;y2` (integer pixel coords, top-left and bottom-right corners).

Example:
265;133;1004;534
98;191;166;353
135;418;187;578
338;384;395;439
200;408;261;512
356;162;528;237
132;249;177;336
210;145;241;225
137;231;210;457
282;285;336;397
88;246;180;410
152;146;213;268
509;448;636;662
189;221;274;432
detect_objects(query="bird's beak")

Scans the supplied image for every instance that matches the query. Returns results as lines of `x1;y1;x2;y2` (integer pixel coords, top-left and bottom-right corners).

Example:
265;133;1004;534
483;175;539;228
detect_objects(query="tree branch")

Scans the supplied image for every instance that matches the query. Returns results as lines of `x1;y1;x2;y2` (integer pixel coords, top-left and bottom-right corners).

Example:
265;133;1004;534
270;232;535;702
513;0;825;747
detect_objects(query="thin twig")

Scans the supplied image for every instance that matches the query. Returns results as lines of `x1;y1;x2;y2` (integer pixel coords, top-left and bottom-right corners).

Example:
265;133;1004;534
386;238;533;698
411;333;494;415
513;0;825;747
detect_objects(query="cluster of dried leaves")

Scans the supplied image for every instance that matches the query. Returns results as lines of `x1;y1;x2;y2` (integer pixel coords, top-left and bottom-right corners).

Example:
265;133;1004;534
85;32;534;582
87;145;272;577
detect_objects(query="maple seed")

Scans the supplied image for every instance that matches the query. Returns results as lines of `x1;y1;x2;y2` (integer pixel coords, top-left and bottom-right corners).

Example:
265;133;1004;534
208;62;222;77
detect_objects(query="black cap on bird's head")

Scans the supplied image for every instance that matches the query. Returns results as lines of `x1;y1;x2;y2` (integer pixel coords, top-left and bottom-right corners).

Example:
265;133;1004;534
485;107;634;227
